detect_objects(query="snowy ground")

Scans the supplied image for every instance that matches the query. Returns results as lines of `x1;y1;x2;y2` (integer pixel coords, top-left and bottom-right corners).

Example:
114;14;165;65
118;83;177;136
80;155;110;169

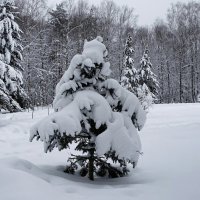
0;103;200;200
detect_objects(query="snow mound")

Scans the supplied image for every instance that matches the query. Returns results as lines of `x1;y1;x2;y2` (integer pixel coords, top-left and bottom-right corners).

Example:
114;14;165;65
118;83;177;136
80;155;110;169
0;157;66;200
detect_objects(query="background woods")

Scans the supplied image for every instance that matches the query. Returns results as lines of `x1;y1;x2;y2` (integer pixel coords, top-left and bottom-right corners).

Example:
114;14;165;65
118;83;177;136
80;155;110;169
13;0;200;106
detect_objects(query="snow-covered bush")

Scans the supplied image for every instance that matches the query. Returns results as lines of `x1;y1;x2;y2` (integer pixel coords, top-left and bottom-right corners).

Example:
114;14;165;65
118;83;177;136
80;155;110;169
30;36;146;180
0;0;29;112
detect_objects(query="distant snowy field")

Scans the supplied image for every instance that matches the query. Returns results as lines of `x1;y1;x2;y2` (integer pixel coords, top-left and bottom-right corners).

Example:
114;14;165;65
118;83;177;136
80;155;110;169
0;103;200;200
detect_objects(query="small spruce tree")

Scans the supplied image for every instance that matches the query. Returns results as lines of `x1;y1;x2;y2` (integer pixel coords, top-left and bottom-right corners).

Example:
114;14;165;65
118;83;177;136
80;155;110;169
121;34;139;95
0;0;29;112
137;48;159;110
30;36;146;180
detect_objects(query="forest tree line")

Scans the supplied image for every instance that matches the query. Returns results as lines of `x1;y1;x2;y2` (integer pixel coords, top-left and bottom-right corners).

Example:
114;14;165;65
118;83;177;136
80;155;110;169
14;0;200;105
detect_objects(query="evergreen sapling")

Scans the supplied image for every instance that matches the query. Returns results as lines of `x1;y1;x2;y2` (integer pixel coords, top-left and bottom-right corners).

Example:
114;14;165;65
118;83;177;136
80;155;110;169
121;34;139;95
30;36;146;180
137;48;159;110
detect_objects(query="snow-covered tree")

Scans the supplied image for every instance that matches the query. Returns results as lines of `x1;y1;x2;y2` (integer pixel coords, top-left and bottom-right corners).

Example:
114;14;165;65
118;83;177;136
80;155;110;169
137;48;159;109
120;34;138;94
30;36;146;180
0;0;29;112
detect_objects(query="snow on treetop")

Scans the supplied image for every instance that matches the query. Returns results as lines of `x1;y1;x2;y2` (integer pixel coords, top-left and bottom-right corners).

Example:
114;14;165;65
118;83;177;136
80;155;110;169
140;49;152;69
82;36;108;64
0;0;16;14
54;36;111;111
56;36;109;88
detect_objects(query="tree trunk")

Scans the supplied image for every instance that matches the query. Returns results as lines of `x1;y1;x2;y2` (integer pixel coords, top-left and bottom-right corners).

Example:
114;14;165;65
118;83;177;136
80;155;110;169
191;64;195;102
161;62;164;103
166;60;171;103
88;148;94;181
194;40;198;101
179;50;183;103
179;65;182;103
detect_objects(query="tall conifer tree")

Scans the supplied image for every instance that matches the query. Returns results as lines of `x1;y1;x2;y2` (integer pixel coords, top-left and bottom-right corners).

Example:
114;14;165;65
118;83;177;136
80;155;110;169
0;0;29;112
137;48;159;109
121;34;138;94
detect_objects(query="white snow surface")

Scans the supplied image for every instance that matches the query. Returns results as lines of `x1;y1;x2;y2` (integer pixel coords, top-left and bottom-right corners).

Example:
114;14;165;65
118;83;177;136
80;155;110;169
1;103;200;200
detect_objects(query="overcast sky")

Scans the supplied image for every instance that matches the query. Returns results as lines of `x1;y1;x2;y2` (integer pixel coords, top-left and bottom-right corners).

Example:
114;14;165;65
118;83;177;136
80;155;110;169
48;0;192;26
